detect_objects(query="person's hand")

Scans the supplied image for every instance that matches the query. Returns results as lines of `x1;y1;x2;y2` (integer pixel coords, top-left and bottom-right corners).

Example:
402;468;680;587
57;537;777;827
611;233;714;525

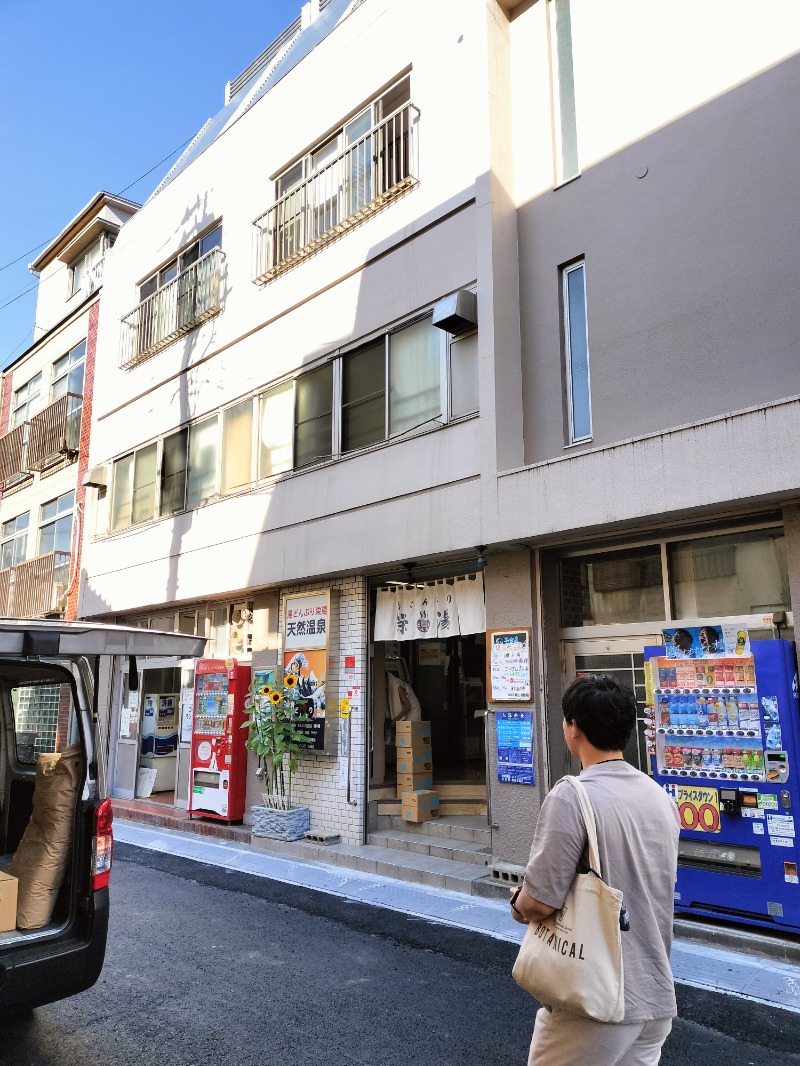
509;885;529;925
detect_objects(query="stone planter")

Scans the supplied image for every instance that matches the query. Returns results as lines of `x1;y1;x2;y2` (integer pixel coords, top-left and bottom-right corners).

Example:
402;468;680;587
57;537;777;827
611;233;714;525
251;804;310;841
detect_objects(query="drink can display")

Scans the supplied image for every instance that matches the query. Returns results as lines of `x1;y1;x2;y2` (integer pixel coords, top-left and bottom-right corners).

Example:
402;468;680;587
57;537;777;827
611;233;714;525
715;697;726;727
664;746;674;768
696;697;708;729
701;749;713;768
707;700;718;726
726;696;739;727
659;668;668;687
692;748;703;767
712;746;723;768
673;748;684;768
659;697;671;727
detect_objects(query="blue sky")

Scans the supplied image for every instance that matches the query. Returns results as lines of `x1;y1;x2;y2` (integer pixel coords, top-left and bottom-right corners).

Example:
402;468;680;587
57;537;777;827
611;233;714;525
0;0;301;370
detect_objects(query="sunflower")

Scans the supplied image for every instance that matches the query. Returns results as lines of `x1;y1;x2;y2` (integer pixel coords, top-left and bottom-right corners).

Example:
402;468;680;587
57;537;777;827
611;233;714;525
269;690;283;705
284;673;298;688
260;684;272;697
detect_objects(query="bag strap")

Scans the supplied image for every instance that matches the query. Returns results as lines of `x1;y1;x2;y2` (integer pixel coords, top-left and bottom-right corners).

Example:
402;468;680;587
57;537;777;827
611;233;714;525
561;775;603;879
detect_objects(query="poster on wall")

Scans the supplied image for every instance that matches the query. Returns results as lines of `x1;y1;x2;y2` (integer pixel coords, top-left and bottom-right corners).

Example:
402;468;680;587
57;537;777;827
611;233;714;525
662;622;750;660
496;711;535;785
487;628;532;701
281;590;331;751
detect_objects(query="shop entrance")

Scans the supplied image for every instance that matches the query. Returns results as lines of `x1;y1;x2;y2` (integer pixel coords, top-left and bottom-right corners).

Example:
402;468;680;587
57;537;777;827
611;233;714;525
563;636;660;774
114;659;192;806
371;634;487;813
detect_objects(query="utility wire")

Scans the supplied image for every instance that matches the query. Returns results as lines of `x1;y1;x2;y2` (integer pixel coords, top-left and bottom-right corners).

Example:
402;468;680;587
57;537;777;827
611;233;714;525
0;134;196;277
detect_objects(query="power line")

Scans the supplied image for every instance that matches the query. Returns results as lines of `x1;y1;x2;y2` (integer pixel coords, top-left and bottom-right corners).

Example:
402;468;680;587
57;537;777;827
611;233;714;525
0;283;37;312
0;134;197;276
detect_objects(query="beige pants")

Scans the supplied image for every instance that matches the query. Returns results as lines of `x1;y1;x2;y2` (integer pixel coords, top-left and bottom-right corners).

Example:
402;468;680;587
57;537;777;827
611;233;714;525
528;1007;672;1066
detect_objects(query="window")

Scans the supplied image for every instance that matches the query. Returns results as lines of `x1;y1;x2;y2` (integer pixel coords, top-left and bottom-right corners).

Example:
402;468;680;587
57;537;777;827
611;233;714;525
111;446;157;530
1;513;28;569
160;429;188;516
559;547;665;627
550;0;579;183
70;237;105;296
122;224;224;369
294;363;333;468
12;373;42;427
105;312;459;532
259;383;293;478
670;530;790;619
258;78;417;281
563;261;591;443
221;400;252;496
186;416;219;507
138;225;222;303
52;341;86;400
314;315;444;460
39;492;74;555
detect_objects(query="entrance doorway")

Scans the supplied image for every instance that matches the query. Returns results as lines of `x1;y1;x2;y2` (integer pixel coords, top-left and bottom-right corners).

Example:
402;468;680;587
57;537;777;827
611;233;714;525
370;634;487;822
563;636;660;774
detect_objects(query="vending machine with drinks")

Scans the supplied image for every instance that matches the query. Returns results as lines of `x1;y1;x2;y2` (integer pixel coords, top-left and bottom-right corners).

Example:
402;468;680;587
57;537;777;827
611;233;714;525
646;625;800;932
188;658;251;823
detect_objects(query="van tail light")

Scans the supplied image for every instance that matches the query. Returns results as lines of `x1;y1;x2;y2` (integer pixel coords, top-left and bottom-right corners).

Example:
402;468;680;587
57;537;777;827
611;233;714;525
91;798;113;891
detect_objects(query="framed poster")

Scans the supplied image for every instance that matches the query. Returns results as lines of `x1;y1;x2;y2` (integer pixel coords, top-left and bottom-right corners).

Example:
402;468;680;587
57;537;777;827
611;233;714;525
487;628;532;701
496;711;534;785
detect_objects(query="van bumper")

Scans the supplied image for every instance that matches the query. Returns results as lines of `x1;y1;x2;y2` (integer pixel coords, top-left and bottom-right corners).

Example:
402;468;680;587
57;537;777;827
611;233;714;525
0;887;109;1014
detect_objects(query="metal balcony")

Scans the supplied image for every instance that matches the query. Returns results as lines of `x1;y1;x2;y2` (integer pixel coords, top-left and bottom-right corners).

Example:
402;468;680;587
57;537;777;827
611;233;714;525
7;552;70;618
0;423;30;486
26;393;83;472
120;247;225;370
253;102;420;283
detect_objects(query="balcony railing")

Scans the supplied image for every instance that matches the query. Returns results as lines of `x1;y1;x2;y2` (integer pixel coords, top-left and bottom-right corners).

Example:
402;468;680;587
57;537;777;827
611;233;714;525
120;247;225;370
253;102;420;283
5;552;70;618
26;393;83;472
0;423;30;486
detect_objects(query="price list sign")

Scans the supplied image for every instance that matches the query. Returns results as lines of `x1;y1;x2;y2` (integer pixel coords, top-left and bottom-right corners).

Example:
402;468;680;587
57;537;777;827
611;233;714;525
496;710;535;786
488;628;532;701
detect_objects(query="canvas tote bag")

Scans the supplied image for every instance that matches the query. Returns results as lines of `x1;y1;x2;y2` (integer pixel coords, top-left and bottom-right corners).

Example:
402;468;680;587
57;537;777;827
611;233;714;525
512;775;625;1023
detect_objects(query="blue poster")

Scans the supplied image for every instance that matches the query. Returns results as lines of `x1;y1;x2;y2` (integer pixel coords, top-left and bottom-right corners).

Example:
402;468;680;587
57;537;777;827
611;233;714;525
496;711;534;786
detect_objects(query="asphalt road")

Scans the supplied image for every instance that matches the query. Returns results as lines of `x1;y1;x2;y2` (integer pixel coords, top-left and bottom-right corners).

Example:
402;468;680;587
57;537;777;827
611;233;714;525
3;844;800;1065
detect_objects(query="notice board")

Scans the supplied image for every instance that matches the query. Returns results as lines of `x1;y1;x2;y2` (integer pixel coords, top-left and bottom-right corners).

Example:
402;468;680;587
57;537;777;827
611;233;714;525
487;628;532;702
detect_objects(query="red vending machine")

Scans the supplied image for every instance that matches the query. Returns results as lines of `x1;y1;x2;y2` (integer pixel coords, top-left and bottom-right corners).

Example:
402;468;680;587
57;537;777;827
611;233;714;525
188;658;251;823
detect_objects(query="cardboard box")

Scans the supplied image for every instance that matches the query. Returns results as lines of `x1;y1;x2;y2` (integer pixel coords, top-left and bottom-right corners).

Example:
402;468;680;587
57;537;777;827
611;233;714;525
396;771;434;798
402;790;440;823
0;871;18;932
395;721;432;748
396;748;433;775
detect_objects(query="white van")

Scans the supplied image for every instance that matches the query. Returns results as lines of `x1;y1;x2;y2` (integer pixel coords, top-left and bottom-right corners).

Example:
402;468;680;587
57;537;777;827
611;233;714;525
0;620;205;1014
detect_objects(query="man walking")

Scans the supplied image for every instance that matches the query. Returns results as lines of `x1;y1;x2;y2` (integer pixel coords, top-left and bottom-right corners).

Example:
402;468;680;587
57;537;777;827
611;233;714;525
511;674;680;1066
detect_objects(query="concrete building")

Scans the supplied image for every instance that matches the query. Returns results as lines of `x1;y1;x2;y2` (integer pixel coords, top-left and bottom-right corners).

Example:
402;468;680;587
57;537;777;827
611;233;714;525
79;0;800;878
0;192;138;623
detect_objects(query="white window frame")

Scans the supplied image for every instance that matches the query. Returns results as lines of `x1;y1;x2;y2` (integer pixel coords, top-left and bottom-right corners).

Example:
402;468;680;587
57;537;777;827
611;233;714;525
1;512;29;570
38;491;75;556
138;223;222;304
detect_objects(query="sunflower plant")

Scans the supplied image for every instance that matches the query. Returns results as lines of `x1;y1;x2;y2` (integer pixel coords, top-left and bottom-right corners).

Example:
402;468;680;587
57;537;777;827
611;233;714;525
242;672;313;811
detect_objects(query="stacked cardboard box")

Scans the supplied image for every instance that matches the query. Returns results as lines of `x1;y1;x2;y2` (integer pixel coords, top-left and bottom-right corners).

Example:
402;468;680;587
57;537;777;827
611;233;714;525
396;721;438;822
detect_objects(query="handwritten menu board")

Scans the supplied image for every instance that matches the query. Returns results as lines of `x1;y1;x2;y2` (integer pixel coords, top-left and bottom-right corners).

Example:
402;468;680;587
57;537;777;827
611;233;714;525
488;628;532;701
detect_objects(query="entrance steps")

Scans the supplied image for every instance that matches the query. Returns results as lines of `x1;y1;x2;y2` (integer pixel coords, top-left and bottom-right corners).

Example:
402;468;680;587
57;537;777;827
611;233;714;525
250;814;505;897
370;782;488;818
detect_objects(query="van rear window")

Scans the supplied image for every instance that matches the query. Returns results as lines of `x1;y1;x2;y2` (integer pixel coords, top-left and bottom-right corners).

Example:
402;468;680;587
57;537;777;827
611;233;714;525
11;681;77;764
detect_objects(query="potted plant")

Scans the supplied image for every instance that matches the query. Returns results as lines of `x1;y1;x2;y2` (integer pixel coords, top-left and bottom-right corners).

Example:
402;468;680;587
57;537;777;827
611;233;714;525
242;670;313;841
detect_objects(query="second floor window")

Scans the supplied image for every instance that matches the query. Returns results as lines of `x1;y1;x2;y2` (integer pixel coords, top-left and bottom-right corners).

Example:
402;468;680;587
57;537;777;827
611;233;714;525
52;341;86;400
138;225;222;304
70;236;112;297
39;492;74;555
106;311;476;533
1;513;29;569
13;373;42;428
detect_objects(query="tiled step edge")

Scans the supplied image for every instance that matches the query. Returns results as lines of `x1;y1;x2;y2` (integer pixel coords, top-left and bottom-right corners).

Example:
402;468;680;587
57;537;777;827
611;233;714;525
368;829;491;866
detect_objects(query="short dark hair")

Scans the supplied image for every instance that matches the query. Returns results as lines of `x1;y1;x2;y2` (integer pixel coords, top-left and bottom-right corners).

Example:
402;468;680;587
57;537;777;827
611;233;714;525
562;674;636;752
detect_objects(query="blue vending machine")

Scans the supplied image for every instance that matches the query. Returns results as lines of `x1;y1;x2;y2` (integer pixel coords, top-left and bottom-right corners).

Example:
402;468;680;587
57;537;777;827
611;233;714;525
647;634;800;932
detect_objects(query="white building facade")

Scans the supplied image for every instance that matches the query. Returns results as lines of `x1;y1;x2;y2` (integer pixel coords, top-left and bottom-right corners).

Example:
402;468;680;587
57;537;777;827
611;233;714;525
79;0;800;868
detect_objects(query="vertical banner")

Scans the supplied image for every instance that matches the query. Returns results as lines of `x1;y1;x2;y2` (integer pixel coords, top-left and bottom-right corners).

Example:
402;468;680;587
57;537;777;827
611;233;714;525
283;590;330;750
